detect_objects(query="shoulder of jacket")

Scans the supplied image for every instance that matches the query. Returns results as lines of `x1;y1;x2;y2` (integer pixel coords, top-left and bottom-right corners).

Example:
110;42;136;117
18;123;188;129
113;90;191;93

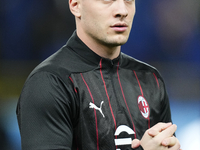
121;53;163;79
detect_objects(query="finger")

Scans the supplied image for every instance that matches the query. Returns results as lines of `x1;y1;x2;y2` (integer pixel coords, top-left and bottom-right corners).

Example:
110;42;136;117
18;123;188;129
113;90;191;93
156;124;177;141
161;136;177;147
148;122;172;137
168;138;181;150
131;139;141;149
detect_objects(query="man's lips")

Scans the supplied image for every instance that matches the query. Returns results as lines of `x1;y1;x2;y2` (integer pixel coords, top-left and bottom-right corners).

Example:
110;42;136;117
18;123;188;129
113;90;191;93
111;23;128;32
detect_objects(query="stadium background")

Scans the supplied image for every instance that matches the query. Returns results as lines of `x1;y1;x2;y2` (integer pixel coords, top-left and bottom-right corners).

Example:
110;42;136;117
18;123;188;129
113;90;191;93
0;0;200;149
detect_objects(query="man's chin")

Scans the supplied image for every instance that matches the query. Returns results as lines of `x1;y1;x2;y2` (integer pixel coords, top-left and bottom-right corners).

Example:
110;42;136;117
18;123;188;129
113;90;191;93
104;40;127;47
111;38;129;46
114;34;129;45
97;34;129;47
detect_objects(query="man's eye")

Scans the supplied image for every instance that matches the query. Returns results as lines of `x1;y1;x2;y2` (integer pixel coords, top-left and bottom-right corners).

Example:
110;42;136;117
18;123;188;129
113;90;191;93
102;0;134;2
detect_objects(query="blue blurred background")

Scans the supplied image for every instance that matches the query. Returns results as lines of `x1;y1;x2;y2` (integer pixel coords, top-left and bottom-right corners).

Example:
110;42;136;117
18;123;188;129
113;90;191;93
0;0;200;149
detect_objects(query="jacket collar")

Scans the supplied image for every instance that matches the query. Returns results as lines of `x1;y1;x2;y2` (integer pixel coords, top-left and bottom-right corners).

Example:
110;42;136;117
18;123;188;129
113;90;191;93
66;31;121;68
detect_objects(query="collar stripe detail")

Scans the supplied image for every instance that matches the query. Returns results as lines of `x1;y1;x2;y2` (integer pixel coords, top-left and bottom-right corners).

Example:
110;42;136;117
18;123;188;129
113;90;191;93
117;64;137;139
153;73;160;89
133;70;151;129
80;73;99;150
69;76;78;93
99;59;117;131
133;71;143;96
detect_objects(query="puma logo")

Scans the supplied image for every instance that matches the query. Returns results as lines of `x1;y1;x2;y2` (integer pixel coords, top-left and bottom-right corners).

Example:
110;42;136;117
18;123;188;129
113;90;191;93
89;101;105;118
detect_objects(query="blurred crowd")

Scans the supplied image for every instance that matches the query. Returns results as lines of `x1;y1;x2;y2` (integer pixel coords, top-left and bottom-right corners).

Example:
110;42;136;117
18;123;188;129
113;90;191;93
0;0;200;149
123;0;200;62
0;0;200;62
0;0;75;60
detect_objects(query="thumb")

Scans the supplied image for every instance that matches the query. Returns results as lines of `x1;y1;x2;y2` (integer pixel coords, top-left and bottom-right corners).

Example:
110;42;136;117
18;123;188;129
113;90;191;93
131;139;141;149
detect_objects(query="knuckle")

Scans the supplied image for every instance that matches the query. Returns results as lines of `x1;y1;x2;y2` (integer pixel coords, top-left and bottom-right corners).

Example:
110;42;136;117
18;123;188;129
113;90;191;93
145;129;150;134
152;138;160;145
157;122;162;126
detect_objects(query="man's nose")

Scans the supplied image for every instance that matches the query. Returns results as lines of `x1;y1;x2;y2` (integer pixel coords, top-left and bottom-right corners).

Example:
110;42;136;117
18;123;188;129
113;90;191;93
113;0;128;19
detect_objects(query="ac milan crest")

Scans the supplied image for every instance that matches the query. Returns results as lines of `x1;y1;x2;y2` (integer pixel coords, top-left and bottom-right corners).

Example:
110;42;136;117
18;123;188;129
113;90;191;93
138;96;150;119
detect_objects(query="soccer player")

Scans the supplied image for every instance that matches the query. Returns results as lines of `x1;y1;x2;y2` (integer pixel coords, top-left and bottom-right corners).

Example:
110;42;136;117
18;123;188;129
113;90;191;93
16;0;181;149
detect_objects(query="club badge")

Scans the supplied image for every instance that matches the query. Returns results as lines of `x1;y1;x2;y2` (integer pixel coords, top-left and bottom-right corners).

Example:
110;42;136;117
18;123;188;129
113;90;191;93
138;95;150;119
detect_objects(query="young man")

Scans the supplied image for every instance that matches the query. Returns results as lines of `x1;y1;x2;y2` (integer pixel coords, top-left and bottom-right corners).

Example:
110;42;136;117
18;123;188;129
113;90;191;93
17;0;181;149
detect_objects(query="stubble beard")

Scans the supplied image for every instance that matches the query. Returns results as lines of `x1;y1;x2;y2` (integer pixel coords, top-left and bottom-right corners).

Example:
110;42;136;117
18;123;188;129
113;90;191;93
92;32;129;48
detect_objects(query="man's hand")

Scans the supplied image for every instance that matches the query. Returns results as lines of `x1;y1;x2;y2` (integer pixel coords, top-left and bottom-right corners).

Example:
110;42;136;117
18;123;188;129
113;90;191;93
131;122;181;150
131;122;172;148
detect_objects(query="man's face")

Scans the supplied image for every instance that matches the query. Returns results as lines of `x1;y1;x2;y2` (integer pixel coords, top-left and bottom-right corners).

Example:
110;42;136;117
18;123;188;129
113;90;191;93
77;0;136;47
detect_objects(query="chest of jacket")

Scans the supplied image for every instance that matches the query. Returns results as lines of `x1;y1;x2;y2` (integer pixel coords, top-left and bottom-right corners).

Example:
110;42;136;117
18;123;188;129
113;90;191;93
71;67;161;150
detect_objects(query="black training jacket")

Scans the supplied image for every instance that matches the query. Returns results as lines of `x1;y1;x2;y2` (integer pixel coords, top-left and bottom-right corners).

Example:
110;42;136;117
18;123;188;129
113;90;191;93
17;31;172;150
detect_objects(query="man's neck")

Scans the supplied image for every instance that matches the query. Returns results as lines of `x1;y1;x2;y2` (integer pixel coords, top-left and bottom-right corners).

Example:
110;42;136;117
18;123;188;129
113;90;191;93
77;30;121;60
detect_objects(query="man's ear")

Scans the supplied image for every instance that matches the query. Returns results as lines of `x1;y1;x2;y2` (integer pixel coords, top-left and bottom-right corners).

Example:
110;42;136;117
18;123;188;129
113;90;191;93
69;0;81;18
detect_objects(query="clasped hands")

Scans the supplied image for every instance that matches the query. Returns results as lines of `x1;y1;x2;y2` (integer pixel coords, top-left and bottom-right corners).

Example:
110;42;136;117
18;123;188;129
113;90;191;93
131;122;181;150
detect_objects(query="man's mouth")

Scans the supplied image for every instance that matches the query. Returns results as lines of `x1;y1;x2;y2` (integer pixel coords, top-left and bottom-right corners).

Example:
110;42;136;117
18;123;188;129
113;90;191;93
111;23;128;32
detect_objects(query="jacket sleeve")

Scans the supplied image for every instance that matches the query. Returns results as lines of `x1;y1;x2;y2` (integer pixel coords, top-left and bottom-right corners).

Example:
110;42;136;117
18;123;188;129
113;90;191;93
158;77;172;123
16;71;78;150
